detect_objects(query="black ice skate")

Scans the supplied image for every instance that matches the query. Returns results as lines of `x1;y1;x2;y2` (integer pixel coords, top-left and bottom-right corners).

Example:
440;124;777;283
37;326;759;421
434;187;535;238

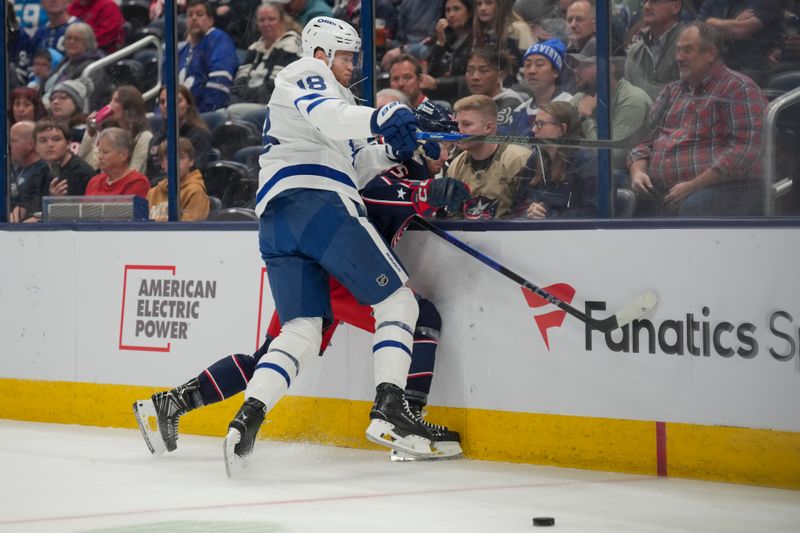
390;400;463;462
365;383;437;458
133;378;201;455
224;397;266;478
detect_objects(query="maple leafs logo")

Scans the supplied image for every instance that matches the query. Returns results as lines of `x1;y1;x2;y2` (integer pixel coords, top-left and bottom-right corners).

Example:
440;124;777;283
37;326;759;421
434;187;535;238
521;283;576;350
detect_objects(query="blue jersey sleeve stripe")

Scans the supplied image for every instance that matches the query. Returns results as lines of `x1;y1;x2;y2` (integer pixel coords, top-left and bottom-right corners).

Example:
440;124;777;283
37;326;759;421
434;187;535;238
372;340;412;357
306;97;336;113
256;164;358;205
293;92;325;109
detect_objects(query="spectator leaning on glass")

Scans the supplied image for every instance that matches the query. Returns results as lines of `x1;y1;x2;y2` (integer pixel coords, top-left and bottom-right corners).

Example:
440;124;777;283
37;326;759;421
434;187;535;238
505;38;571;135
627;22;768;217
147;138;210;222
514;101;598;219
79;86;154;174
178;0;239;113
148;85;213;183
37;119;96;199
43;22;111;111
9;121;51;223
84;128;151;199
449;94;533;219
624;0;683;101
231;2;302;105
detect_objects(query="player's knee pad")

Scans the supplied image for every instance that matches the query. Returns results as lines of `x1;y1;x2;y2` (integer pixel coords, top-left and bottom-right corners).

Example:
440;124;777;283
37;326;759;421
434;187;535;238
415;297;441;336
258;317;322;386
372;286;419;331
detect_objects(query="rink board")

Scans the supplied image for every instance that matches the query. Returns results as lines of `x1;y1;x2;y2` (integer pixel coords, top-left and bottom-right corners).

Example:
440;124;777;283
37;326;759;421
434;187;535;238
1;225;799;489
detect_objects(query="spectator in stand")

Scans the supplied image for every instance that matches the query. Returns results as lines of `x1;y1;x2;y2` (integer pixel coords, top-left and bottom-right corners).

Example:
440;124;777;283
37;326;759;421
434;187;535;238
10;88;47;125
231;2;302;105
506;39;571;135
37;119;96;199
628;22;768;216
569;52;652;171
422;0;474;102
698;0;782;87
67;0;125;54
566;0;596;52
15;0;77;75
9;121;51;222
514;101;598;219
465;48;526;128
79;86;154;174
625;0;683;101
449;94;533;218
770;8;800;73
388;54;429;107
27;48;64;93
43;23;112;112
148;85;213;183
178;0;239;113
473;0;536;72
279;0;333;27
381;0;444;71
48;79;90;149
148;138;210;222
84;128;150;198
333;0;397;41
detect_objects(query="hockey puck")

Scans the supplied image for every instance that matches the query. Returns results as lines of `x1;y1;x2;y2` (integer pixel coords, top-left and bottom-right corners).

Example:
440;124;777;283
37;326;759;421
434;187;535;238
533;516;555;527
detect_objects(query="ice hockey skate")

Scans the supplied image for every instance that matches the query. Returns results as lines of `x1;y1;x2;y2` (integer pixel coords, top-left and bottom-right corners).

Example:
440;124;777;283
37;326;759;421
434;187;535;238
366;383;437;458
133;378;200;455
390;401;463;461
224;397;267;478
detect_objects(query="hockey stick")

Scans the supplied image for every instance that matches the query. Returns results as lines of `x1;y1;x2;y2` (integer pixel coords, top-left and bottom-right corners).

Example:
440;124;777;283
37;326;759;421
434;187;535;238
410;216;657;332
416;131;641;150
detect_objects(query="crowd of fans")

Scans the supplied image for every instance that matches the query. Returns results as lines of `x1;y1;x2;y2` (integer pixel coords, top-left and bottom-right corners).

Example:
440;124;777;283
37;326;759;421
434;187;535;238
6;0;800;222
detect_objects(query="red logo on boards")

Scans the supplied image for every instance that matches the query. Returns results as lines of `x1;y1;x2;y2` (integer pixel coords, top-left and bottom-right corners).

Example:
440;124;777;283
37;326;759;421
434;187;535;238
521;283;576;350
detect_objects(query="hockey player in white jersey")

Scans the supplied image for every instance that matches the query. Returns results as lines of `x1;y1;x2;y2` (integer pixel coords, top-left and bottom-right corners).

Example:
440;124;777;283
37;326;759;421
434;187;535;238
224;16;438;476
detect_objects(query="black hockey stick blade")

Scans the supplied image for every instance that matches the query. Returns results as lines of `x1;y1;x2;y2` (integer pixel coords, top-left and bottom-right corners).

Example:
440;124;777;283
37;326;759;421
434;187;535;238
411;216;657;332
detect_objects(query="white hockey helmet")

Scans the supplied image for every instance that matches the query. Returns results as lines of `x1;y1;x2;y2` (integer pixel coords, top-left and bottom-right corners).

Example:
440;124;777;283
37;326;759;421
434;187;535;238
302;17;361;67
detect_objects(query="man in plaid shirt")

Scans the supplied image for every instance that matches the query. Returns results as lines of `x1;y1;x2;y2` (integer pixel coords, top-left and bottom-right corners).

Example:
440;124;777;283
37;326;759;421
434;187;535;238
627;21;767;216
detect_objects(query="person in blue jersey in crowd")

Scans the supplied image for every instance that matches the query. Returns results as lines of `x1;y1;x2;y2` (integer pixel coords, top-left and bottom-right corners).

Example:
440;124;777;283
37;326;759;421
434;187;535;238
178;0;239;112
133;100;471;465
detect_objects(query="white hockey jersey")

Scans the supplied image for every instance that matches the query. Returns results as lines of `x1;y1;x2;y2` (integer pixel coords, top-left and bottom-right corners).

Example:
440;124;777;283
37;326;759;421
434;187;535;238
255;57;397;216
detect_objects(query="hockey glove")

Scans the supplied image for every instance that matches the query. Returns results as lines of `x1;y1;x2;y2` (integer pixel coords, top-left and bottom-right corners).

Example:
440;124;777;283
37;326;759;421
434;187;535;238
420;140;441;161
412;177;472;216
371;102;419;161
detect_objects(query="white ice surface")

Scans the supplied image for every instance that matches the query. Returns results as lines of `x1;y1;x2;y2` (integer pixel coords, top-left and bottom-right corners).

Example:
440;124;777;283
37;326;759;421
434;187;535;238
1;420;799;533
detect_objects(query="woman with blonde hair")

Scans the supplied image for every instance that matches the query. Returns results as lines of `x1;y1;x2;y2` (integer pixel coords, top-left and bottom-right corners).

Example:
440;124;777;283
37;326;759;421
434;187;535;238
515;100;597;219
472;0;535;71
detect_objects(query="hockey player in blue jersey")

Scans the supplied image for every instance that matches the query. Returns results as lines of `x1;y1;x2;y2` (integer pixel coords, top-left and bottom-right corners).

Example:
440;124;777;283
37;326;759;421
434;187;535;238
221;17;459;475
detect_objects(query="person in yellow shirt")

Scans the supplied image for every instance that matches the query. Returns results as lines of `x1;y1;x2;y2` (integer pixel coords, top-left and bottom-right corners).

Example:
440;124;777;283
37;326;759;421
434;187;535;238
147;138;210;222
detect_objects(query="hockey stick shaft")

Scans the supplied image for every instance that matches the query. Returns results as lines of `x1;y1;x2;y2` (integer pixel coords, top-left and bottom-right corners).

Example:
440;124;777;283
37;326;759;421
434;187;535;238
416;131;639;150
411;216;657;332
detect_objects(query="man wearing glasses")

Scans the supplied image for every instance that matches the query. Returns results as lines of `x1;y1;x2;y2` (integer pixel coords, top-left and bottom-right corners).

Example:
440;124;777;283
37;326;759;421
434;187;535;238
625;0;684;101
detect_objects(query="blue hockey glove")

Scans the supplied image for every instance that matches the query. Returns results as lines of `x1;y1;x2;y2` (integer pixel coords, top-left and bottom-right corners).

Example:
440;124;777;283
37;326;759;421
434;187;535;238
371;102;418;160
418;177;472;214
420;140;441;161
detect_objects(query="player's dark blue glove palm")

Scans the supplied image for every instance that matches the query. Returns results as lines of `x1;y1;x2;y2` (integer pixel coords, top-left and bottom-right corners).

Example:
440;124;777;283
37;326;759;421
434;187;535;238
371;102;418;160
428;177;471;213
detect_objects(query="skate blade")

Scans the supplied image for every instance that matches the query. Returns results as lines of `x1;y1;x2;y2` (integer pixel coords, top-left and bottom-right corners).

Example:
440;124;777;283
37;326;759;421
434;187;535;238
132;400;167;455
390;441;464;462
223;428;246;479
365;419;436;458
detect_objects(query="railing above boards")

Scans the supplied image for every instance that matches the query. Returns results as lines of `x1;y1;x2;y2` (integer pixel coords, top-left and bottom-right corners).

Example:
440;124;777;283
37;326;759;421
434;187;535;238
763;85;800;216
81;35;163;102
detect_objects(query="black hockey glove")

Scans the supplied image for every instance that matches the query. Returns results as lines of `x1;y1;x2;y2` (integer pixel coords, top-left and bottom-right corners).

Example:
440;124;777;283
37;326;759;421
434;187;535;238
422;177;471;213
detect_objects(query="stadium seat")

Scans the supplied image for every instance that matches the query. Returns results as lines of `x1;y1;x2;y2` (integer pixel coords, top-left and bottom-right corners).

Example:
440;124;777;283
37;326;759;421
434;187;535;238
200;110;229;133
210;120;261;160
210;207;259;221
120;0;150;40
232;146;263;176
208;195;222;213
148;113;163;134
227;103;267;131
226;176;259;208
106;59;144;91
139;55;160;91
615;188;637;218
202;160;249;206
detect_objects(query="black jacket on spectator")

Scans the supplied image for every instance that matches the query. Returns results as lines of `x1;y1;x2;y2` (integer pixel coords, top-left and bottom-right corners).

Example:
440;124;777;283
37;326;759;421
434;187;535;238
231;31;302;105
426;27;472;102
48;154;97;197
11;160;50;216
